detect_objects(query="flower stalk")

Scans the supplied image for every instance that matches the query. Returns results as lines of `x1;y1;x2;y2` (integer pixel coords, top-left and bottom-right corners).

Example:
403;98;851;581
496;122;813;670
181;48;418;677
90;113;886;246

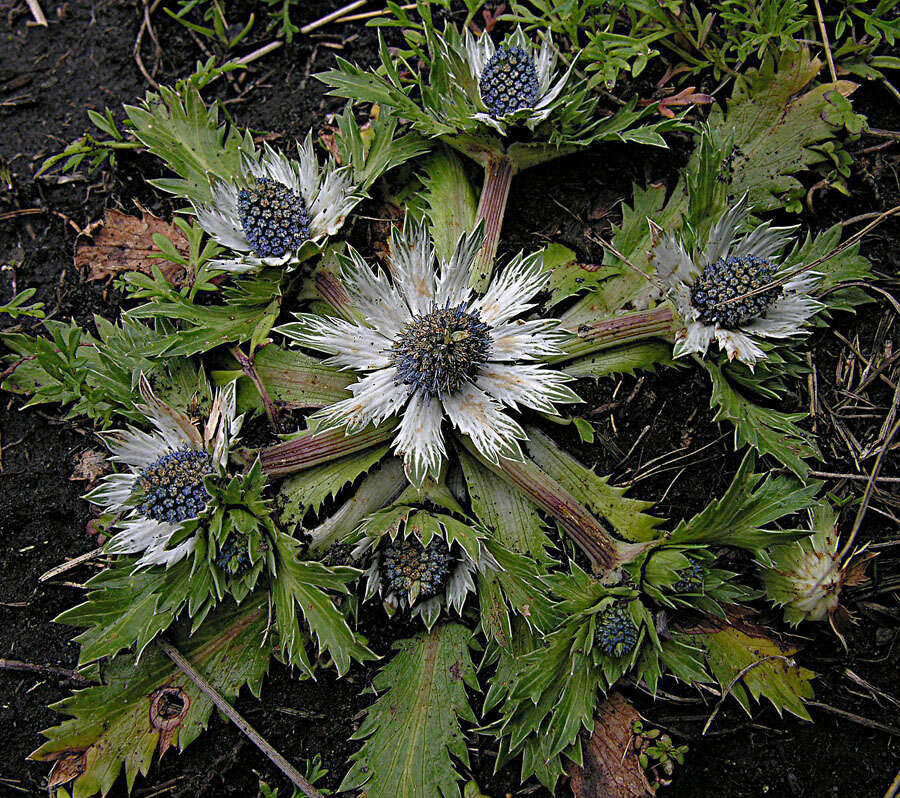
470;154;517;292
455;433;622;573
252;423;396;477
553;305;676;363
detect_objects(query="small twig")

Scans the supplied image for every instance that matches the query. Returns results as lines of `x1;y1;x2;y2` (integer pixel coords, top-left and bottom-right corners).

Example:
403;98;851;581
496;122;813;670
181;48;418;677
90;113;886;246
39;546;105;582
885;769;900;798
811;0;837;83
231;345;280;432
586;231;669;294
340;3;417;23
0;658;90;685
134;0;164;90
838;395;900;562
300;0;367;34
237;39;283;66
703;656;793;735
156;638;325;798
26;0;47;25
807;701;900;737
808;470;900;484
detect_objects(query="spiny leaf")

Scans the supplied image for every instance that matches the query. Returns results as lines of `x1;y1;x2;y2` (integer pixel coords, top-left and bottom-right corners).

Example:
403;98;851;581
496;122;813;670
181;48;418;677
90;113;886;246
276;444;390;523
705;360;820;479
563;341;677;380
691;620;815;720
55;558;212;666
668;451;819;550
419;147;478;262
523;427;662;542
270;533;375;676
341;623;479;798
31;595;271;797
126;86;255;205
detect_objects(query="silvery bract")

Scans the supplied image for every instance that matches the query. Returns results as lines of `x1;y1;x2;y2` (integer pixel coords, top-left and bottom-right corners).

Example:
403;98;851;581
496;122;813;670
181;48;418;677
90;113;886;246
758;503;846;626
194;133;358;273
281;217;579;486
86;376;242;568
354;526;485;630
464;27;577;135
651;196;823;366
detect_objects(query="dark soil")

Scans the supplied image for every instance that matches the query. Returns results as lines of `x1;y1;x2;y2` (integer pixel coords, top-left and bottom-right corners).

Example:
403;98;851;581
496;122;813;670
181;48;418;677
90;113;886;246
1;2;899;797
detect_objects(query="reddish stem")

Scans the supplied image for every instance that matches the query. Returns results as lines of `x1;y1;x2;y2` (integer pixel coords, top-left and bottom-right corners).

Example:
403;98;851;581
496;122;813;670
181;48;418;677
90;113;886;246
556;305;676;362
471;154;517;292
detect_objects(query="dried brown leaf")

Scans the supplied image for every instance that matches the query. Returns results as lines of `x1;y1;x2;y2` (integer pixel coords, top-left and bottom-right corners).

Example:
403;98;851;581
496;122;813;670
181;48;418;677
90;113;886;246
566;692;655;798
76;207;188;284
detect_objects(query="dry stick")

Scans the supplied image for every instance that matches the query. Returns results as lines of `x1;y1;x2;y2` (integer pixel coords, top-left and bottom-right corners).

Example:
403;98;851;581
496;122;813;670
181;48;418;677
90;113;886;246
811;0;838;84
26;0;47;25
837;396;900;562
340;3;417;23
885;769;900;798
300;0;367;34
702;655;793;735
711;205;900;309
586;232;669;295
806;701;900;738
156;638;325;798
135;0;164;90
231;346;280;431
39;546;105;582
0;658;90;685
808;470;900;484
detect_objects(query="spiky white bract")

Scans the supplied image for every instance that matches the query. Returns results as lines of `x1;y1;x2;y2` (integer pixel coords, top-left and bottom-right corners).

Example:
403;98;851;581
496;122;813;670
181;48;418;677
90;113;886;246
353;514;493;630
758;503;844;626
86;376;243;569
281;217;579;486
650;196;824;366
193;133;359;274
464;26;578;135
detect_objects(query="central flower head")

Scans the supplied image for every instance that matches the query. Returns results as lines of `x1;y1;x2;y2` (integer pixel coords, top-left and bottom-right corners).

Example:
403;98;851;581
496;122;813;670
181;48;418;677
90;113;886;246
479;45;540;118
672;557;704;593
237;176;310;259
391;303;493;399
133;445;212;524
690;254;783;328
595;603;639;658
381;536;453;601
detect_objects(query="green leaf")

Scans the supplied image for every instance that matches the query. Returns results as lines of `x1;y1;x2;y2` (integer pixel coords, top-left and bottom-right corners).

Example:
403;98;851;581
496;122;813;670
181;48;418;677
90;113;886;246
270;533;375;676
523;427;662;542
126;86;255;205
55;558;212;665
31;595;271;797
419;147;478;262
692;621;815;719
705;360;820;479
276;444;390;523
563;340;677;379
668;451;819;550
341;623;479;798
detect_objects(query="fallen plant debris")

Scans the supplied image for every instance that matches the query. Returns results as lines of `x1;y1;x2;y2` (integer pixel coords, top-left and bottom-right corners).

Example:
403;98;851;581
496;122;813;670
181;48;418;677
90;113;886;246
1;1;898;796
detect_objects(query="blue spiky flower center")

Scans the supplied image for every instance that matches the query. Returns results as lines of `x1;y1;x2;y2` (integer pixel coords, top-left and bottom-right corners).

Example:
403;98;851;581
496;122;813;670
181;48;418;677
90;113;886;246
479;45;540;119
132;445;212;525
216;535;252;576
391;304;492;399
672;557;704;593
381;536;453;601
237;177;310;259
596;603;639;658
691;254;783;328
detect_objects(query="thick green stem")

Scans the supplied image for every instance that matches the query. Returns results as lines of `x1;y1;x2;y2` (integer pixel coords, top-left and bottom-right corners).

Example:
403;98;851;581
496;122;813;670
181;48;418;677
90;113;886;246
456;434;620;573
251;423;396;477
554;304;676;363
470;154;517;292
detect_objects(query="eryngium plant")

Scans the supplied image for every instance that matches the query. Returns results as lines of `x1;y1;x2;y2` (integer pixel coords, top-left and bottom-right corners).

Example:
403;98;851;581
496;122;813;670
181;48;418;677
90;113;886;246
650;195;823;366
280;217;579;486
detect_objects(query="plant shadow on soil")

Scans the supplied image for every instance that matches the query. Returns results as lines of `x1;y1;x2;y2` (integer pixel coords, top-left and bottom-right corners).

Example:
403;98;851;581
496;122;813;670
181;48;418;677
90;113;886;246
1;1;898;796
